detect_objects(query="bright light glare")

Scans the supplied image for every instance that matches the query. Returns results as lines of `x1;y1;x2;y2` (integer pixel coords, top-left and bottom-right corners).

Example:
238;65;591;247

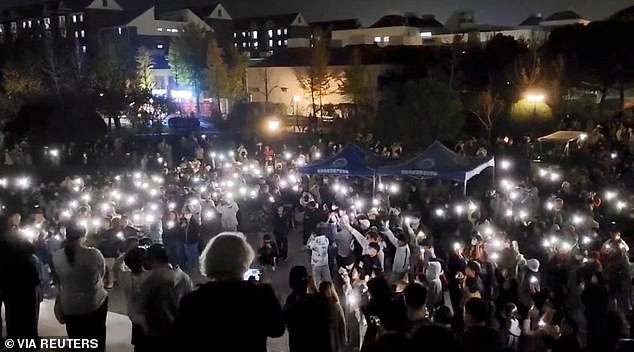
526;93;545;102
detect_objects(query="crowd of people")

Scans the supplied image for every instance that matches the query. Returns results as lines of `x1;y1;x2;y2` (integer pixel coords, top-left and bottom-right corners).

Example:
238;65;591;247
0;116;632;352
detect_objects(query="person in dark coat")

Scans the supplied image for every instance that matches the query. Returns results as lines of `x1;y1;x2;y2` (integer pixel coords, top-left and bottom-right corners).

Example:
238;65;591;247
284;265;332;352
172;232;284;352
462;297;503;352
272;206;290;260
0;214;41;342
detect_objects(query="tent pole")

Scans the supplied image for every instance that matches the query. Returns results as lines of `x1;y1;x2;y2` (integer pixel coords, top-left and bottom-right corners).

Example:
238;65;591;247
372;176;376;197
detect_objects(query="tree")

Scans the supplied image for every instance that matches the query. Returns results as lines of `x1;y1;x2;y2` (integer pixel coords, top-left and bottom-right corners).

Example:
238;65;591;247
95;34;133;129
374;79;463;147
1;69;44;105
135;46;155;92
69;39;89;89
41;37;70;97
206;38;246;115
168;22;209;117
469;90;505;141
338;47;374;125
295;33;335;132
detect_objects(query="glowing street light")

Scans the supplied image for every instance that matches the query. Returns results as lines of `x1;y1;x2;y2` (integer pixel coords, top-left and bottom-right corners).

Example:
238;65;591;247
526;93;545;103
267;118;281;132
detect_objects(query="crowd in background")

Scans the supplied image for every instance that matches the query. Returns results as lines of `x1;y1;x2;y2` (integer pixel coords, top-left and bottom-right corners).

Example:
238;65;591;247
0;115;633;352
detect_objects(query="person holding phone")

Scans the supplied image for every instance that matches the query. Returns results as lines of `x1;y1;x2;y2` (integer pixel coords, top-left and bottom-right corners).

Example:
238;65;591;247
172;232;284;351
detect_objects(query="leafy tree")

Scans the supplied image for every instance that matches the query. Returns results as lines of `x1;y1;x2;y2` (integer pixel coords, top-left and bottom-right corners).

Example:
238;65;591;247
168;22;209;116
95;34;133;129
295;33;335;132
468;90;505;141
374;79;463;147
338;47;374;126
1;69;44;105
206;38;246;114
135;46;155;92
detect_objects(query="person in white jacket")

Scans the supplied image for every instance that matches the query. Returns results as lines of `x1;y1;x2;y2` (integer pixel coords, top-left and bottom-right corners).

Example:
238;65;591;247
341;215;384;272
382;224;411;283
216;198;239;231
307;233;331;285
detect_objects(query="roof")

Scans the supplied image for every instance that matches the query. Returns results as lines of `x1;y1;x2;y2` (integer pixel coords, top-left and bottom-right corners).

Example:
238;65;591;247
544;10;584;21
519;14;543;26
310;19;361;31
538;131;586;142
154;1;221;18
255;45;449;67
233;13;300;30
610;6;634;21
369;14;444;29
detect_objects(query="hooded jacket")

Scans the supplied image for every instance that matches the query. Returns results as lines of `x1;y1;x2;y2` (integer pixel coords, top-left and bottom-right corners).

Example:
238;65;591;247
425;261;443;310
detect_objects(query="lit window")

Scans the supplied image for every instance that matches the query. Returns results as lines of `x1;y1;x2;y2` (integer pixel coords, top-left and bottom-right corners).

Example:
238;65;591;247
268;39;273;47
157;27;163;32
234;42;238;47
82;45;87;53
277;29;282;35
27;20;32;28
283;39;287;46
242;31;246;36
117;27;122;35
80;30;85;37
421;31;432;38
10;22;17;34
172;29;178;33
0;25;3;34
75;31;79;38
233;32;236;38
22;21;27;29
157;44;164;49
277;40;282;46
242;42;246;47
79;14;84;22
251;30;258;39
44;18;51;30
253;41;258;48
268;29;273;37
58;16;66;28
72;15;77;23
383;36;389;43
284;28;288;35
374;36;381;43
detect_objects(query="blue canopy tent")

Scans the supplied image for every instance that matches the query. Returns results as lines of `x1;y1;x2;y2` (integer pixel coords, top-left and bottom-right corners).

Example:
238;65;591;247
377;141;495;194
297;143;377;177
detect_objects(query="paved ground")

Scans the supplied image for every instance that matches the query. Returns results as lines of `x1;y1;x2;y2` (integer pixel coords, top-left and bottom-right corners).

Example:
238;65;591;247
31;228;310;352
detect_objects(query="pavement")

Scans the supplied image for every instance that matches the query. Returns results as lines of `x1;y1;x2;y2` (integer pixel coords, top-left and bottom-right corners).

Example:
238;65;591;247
29;228;310;352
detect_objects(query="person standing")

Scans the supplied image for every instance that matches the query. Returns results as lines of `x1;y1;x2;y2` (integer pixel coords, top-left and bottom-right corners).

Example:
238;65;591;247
284;266;332;352
307;232;331;286
172;232;285;351
116;247;149;352
216;197;239;232
319;281;347;352
161;211;186;270
137;244;193;351
52;225;108;352
0;214;41;344
272;206;290;260
181;209;201;271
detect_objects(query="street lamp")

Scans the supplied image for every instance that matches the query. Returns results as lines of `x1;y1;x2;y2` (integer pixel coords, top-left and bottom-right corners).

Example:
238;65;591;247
525;92;545;138
267;118;281;132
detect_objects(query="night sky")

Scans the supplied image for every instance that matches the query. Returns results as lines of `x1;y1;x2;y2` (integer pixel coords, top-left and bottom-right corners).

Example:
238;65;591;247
3;0;633;26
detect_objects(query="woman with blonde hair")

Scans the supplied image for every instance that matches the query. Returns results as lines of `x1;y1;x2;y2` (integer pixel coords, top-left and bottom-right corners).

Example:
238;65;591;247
319;281;347;352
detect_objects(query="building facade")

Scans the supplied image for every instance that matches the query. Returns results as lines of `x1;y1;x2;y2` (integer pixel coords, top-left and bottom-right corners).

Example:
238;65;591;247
232;13;310;57
0;0;127;55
